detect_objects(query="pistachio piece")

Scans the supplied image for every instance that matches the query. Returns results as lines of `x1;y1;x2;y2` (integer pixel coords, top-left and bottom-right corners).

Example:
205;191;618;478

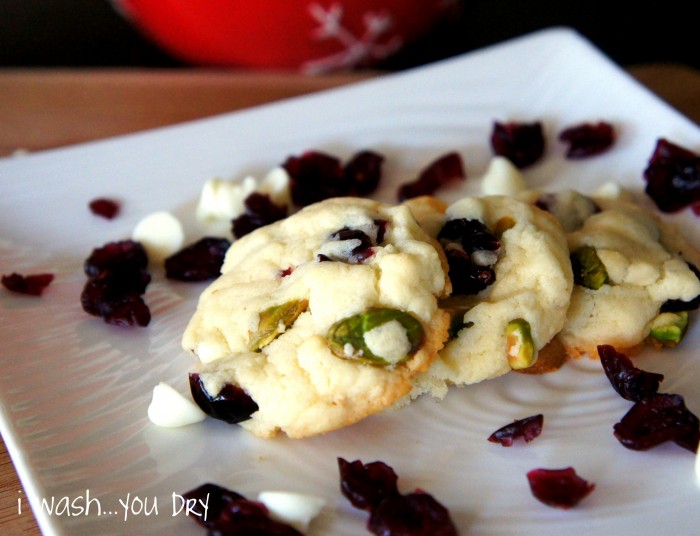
506;318;536;370
249;299;309;351
328;308;424;366
648;311;689;348
571;246;610;290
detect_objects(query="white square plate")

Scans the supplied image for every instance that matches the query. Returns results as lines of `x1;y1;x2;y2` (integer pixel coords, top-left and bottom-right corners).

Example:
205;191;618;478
1;27;699;535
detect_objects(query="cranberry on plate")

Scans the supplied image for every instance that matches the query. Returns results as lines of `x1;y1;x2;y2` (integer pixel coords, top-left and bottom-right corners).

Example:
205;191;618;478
643;138;700;213
1;272;54;296
338;458;458;536
558;121;615;158
490;121;545;168
526;467;595;509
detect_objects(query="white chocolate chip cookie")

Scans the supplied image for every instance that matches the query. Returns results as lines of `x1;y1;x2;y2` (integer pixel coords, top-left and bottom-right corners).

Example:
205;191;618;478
182;197;451;438
554;196;700;358
409;195;574;395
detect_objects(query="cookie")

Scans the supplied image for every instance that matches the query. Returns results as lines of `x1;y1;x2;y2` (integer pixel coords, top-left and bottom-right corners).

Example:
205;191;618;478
544;194;700;358
410;195;574;395
182;197;451;438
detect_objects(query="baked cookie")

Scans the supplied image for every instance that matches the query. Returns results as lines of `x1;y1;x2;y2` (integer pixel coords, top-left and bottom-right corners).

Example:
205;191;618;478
408;195;574;395
182;197;451;438
534;192;700;358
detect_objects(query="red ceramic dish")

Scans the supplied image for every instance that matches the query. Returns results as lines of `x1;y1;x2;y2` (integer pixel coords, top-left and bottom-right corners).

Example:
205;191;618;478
115;0;459;72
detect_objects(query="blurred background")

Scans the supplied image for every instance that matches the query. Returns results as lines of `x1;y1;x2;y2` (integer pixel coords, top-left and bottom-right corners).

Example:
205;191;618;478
1;0;698;72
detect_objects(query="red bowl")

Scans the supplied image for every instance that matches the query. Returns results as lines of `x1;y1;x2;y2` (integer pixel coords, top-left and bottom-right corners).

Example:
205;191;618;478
115;0;459;72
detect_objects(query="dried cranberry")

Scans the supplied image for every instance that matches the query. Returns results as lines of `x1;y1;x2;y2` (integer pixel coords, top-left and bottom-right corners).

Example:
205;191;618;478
443;250;495;295
232;192;288;238
84;261;151;296
182;483;245;529
182;483;302;535
598;345;664;402
526;467;595;509
368;492;458;536
488;414;543;446
613;393;700;452
283;150;348;206
215;507;302;535
344;150;384;196
1;272;54;296
83;240;148;278
438;219;501;252
558;122;615;158
189;373;259;424
80;275;151;327
329;228;374;263
338;458;399;511
103;296;150;327
397;152;465;201
319;219;388;264
165;237;230;281
643;138;700;212
339;459;458;535
80;240;151;327
283;149;386;206
437;218;502;295
88;197;120;219
374;219;388;244
214;499;301;536
330;228;374;245
490;121;545;168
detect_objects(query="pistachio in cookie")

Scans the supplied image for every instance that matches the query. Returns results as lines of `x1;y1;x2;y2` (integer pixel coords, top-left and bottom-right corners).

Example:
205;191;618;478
413;195;574;394
182;197;451;438
554;196;700;358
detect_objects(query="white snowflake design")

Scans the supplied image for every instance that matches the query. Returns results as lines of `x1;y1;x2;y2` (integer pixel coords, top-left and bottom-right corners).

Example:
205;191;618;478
301;2;403;74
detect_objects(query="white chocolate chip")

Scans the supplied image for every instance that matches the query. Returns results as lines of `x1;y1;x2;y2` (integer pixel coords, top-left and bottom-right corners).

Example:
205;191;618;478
592;181;628;200
317;238;362;261
196;176;257;224
132;211;185;264
147;382;206;427
195;339;230;364
481;156;528;197
363;319;411;364
259;167;292;208
257;491;325;533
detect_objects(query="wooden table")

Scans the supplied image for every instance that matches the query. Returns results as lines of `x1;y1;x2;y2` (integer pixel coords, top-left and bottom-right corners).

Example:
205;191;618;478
1;63;699;536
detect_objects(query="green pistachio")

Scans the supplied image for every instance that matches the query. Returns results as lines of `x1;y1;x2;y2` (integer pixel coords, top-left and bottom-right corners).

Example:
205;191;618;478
506;318;536;370
249;299;309;351
327;307;424;367
571;246;610;290
648;311;689;347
